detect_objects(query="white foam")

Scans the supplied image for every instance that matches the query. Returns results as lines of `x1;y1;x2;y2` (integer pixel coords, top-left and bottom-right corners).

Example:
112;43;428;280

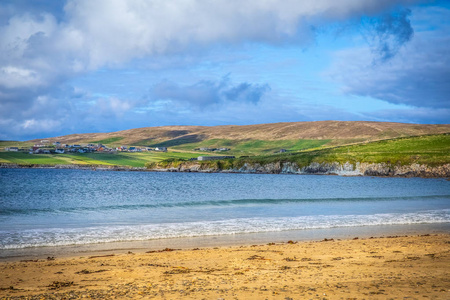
1;209;449;249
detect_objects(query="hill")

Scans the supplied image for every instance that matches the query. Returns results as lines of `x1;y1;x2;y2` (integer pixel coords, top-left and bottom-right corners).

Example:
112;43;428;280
27;121;450;153
148;133;450;177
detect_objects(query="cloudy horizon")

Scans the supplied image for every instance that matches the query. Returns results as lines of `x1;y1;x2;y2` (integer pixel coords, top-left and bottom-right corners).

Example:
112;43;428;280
1;0;449;141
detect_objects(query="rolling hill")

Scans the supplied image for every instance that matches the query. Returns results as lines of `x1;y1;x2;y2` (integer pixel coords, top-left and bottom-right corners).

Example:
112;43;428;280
27;121;450;152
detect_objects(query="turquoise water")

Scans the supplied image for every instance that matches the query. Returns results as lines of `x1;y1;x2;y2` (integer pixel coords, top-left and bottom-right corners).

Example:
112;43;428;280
0;168;449;249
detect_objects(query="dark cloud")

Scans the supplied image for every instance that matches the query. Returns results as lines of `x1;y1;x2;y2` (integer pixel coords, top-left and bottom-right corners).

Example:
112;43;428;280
149;77;270;108
329;3;450;111
360;7;414;61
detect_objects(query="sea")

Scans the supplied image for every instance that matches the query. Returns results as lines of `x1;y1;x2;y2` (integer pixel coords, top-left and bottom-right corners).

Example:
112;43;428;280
1;168;449;257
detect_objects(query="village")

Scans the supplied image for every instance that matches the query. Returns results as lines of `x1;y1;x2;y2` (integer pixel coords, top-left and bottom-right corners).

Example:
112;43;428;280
4;140;168;154
3;140;237;161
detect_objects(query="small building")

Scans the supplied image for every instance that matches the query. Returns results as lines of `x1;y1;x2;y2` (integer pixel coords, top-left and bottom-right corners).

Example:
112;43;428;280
53;142;61;146
55;149;65;154
6;147;19;152
155;147;167;152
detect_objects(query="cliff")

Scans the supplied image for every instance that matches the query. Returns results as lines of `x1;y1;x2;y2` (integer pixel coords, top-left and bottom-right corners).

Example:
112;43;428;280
150;161;450;178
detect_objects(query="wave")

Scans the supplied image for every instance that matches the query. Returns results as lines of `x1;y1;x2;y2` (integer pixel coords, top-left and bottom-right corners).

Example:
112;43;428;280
1;195;449;216
1;209;449;249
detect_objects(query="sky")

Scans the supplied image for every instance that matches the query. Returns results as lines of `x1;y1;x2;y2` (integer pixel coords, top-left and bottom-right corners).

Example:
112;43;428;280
0;0;449;141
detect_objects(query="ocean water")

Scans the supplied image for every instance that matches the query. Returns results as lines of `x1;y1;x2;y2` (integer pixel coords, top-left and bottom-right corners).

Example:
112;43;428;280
0;168;449;250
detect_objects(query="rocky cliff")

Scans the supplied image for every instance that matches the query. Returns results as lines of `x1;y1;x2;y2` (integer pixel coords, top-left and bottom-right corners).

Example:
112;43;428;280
155;161;450;178
2;162;449;177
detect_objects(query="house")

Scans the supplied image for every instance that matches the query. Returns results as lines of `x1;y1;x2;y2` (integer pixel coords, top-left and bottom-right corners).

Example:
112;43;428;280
55;149;65;154
129;147;136;152
6;147;19;152
155;147;167;152
53;142;61;146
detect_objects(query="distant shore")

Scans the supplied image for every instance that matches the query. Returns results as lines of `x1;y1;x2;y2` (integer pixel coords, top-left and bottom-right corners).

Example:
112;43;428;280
1;232;449;299
2;162;450;178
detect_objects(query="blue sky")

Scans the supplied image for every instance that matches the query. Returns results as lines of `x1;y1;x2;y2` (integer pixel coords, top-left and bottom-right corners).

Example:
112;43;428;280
0;0;449;141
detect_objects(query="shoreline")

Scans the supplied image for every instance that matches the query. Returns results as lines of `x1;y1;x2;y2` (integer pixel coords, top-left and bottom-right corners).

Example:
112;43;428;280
2;223;449;262
1;232;449;299
1;163;449;178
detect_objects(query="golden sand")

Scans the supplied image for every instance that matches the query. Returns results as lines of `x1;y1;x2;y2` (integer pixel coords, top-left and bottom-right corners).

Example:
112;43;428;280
1;234;449;299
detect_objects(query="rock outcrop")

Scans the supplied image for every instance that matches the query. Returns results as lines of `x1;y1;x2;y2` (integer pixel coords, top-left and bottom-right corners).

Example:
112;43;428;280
150;161;450;178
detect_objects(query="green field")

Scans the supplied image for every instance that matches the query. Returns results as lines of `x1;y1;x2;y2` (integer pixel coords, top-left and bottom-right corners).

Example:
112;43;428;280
168;139;331;156
1;134;449;169
0;151;200;168
0;141;34;148
150;134;450;169
238;134;450;167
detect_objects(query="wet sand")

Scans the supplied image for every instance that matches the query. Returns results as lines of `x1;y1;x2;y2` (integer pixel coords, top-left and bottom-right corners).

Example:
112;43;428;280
1;234;449;299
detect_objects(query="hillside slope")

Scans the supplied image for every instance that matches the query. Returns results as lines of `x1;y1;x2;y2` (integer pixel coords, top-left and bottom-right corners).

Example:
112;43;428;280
29;121;450;149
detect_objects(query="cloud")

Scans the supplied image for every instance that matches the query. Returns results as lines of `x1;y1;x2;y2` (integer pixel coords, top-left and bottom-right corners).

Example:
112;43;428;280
329;34;450;109
360;7;414;61
149;76;270;108
328;5;450;110
0;0;432;140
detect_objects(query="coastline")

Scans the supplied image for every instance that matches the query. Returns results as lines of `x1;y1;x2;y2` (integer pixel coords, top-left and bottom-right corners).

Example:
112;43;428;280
2;223;449;262
1;231;449;299
2;162;450;178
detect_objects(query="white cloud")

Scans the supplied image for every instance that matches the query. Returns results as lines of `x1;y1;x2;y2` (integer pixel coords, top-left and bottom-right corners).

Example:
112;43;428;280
21;118;61;131
0;0;429;140
62;0;418;67
0;66;42;88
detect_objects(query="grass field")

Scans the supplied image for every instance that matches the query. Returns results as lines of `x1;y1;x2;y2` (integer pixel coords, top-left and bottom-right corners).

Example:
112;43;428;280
238;134;450;167
1;134;449;169
150;133;450;169
0;141;34;148
0;151;200;168
168;139;331;155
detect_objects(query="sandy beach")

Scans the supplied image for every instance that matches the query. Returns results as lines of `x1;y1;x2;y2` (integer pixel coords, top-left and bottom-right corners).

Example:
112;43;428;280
1;234;449;299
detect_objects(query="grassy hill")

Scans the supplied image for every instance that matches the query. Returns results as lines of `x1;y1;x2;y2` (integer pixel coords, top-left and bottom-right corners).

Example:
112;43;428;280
1;121;449;169
1;133;449;169
149;134;450;171
20;121;450;149
238;133;450;167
